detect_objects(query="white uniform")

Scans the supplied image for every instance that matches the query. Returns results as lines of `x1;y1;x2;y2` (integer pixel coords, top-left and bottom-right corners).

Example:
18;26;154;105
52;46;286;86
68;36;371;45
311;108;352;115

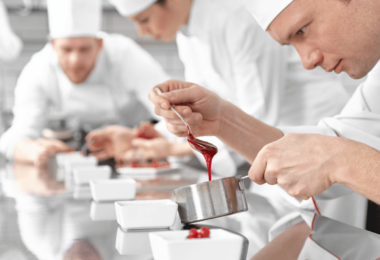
176;0;349;176
0;0;23;61
0;33;169;159
269;59;380;259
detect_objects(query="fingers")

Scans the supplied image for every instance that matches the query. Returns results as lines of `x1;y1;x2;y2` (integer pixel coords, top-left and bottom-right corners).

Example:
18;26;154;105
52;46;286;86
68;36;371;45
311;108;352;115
249;145;271;185
149;80;200;112
160;84;201;104
157;107;202;124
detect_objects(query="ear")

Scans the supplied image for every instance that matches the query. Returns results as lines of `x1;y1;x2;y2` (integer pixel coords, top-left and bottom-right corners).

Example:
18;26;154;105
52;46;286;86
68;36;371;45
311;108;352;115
96;38;104;50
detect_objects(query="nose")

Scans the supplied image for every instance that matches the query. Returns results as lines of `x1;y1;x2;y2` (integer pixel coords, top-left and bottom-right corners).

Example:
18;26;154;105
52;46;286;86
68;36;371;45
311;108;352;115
295;44;324;70
69;51;81;66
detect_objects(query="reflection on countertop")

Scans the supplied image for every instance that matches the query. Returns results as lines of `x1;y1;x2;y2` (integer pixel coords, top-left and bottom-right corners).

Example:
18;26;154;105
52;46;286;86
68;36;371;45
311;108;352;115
0;156;205;260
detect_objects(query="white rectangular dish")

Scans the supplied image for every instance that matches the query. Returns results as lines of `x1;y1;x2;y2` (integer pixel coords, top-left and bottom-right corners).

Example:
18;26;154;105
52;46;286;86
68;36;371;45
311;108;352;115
73;165;111;185
117;164;180;176
115;227;168;255
90;179;136;202
64;157;98;173
90;201;117;221
149;229;244;260
56;152;83;167
115;200;178;230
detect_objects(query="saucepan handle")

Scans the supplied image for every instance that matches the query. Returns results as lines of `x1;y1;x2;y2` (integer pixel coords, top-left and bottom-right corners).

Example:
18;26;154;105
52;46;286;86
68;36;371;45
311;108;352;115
238;175;250;190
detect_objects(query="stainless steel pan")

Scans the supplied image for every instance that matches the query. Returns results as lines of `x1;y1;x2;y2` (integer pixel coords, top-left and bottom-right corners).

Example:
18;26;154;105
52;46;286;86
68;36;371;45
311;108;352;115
174;175;249;224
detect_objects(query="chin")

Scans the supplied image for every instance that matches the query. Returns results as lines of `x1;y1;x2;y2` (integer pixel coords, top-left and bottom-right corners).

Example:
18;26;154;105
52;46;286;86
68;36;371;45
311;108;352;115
347;68;369;80
68;76;87;84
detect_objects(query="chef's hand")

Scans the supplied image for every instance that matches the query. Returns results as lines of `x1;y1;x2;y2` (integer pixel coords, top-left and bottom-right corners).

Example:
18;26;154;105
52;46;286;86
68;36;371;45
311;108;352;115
14;139;71;166
86;125;137;161
249;134;346;200
149;80;224;137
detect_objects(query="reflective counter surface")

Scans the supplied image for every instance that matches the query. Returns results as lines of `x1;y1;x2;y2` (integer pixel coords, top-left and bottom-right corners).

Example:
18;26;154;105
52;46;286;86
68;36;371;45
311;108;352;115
0;155;208;260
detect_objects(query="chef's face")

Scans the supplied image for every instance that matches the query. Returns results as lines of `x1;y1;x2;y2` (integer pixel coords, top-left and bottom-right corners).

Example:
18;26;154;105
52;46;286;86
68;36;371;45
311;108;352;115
268;0;380;79
52;38;103;84
129;0;192;42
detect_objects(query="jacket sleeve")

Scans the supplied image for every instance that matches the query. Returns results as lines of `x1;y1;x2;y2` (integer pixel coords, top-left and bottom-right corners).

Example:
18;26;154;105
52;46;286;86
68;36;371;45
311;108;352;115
0;60;50;159
280;61;380;150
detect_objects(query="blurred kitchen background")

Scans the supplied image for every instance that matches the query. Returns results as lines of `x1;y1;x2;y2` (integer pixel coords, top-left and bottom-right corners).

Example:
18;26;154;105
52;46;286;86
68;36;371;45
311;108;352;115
0;0;364;135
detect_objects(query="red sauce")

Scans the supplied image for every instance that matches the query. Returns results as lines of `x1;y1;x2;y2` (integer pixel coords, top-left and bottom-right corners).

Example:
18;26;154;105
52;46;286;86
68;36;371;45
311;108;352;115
187;126;217;181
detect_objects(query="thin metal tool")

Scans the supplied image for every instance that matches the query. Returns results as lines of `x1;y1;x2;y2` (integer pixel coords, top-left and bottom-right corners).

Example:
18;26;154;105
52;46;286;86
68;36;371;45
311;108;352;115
154;88;193;135
80;139;94;155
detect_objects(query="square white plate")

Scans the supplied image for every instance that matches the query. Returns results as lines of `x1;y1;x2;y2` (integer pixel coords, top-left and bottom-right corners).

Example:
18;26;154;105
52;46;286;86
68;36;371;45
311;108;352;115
73;165;111;185
149;229;244;260
90;179;136;202
115;200;178;230
56;152;83;167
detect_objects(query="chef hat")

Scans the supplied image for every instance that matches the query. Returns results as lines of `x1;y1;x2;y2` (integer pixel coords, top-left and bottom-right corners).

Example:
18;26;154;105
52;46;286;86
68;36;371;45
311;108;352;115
243;0;293;30
109;0;157;16
47;0;102;39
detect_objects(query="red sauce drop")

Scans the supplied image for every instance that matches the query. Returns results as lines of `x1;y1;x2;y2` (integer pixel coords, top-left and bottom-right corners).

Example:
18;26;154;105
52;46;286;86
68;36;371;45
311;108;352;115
186;126;217;181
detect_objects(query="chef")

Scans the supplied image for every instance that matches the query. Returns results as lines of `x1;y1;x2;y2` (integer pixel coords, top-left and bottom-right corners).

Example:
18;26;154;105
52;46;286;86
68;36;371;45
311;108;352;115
105;0;349;176
0;0;169;166
149;0;380;257
0;0;23;61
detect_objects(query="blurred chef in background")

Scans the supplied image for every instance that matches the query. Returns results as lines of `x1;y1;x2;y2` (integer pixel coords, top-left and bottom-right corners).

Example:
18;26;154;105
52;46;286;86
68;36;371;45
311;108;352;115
0;0;23;61
94;0;349;175
0;0;170;166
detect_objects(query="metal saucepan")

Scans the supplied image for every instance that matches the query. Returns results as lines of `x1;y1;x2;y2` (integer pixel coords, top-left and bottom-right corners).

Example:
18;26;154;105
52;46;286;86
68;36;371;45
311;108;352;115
174;175;250;224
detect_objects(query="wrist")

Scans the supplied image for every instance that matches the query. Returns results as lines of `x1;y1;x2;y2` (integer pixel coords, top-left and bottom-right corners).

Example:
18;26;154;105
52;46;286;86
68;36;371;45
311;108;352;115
216;100;234;138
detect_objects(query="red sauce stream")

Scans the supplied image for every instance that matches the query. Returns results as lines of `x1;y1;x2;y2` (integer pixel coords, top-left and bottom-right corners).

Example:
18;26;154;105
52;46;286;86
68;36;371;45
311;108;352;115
187;126;217;181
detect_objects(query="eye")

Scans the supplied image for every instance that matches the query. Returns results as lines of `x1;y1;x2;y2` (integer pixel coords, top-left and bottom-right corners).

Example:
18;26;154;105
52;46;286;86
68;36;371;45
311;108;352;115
297;27;306;35
140;18;149;24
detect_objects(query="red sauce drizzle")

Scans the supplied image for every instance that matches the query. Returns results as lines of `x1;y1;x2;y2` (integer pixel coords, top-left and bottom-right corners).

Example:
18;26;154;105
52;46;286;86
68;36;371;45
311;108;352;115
187;126;217;181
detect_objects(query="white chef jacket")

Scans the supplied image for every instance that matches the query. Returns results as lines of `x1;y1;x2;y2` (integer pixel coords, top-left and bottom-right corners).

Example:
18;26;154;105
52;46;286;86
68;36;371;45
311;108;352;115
247;60;380;259
0;0;22;61
0;32;169;159
176;0;349;177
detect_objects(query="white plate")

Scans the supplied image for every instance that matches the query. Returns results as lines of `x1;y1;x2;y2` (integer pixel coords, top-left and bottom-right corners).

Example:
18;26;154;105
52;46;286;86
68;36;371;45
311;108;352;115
73;165;111;185
117;164;180;176
56;152;83;167
149;229;244;260
64;157;98;173
116;227;168;255
115;200;178;230
90;201;117;221
90;179;136;202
